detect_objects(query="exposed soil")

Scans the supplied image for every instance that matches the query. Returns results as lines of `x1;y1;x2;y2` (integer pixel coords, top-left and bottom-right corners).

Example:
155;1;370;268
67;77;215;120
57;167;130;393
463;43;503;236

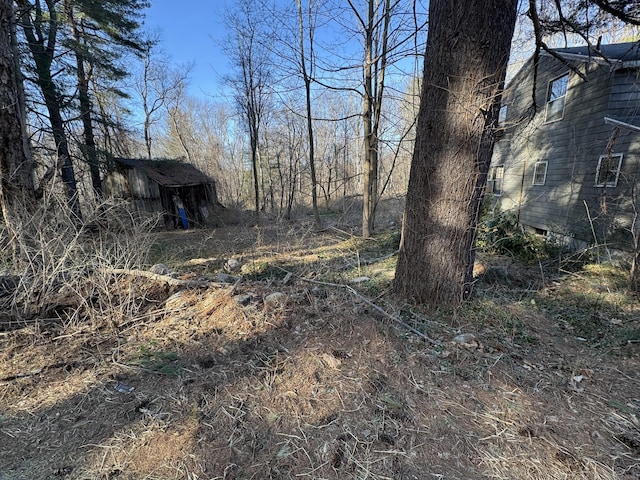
1;218;639;480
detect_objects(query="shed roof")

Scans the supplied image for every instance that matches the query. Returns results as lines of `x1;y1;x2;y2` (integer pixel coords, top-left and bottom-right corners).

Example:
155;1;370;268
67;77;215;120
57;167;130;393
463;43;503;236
114;158;213;188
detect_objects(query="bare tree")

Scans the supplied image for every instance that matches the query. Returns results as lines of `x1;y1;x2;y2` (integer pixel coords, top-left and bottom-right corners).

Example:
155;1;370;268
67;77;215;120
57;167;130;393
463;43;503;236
135;37;190;160
162;81;197;164
224;0;273;216
348;0;393;237
334;0;424;236
295;0;320;223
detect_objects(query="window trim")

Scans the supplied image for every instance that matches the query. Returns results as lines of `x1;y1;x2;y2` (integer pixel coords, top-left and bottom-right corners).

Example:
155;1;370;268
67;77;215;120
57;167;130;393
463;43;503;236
544;73;569;124
532;161;548;185
489;165;504;196
595;153;623;187
498;104;508;126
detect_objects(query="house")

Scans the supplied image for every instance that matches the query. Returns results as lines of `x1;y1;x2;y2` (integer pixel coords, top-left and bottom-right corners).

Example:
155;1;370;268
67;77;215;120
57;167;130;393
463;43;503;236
103;158;221;229
490;41;640;249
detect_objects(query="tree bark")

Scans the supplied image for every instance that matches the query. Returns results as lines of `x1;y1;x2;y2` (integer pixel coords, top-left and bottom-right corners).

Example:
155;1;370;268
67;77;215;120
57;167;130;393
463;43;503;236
0;0;36;262
67;4;102;201
0;2;31;195
394;0;517;306
0;1;34;194
0;2;34;192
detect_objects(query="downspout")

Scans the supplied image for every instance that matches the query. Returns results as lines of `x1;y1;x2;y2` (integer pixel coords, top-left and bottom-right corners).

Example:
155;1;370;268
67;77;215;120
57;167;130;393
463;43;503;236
517;159;526;223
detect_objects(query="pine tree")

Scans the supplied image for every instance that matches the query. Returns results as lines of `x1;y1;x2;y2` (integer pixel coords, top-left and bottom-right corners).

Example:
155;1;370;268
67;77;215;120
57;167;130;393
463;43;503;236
63;0;148;200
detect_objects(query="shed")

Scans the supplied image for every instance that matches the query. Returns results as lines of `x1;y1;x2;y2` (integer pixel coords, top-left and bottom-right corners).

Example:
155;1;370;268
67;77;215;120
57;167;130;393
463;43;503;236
103;158;220;229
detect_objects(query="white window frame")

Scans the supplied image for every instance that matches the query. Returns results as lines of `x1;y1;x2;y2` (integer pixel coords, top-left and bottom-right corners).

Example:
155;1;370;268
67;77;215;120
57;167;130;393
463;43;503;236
595;153;623;187
489;165;504;196
544;73;569;123
498;105;508;125
532;161;548;185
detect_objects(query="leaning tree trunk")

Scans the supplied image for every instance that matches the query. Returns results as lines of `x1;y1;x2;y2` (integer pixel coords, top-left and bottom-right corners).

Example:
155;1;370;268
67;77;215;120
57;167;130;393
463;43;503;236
394;0;517;306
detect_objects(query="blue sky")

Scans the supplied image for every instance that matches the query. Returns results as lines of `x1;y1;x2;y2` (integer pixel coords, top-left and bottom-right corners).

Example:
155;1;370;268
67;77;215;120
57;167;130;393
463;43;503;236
143;0;231;98
142;1;428;101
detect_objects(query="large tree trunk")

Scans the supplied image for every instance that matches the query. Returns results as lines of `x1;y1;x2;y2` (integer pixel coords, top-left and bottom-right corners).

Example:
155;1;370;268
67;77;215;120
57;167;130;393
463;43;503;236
0;0;36;261
0;1;34;195
394;0;517;306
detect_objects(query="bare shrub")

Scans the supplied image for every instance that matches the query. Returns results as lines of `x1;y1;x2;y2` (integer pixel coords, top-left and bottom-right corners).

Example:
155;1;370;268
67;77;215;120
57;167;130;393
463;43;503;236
0;191;160;329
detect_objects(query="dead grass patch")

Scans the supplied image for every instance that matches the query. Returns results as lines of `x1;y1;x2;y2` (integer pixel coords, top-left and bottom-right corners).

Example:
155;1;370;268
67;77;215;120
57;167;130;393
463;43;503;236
1;222;639;479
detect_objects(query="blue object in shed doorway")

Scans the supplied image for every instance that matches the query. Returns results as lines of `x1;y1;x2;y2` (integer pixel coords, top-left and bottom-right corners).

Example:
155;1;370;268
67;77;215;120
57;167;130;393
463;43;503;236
172;195;189;229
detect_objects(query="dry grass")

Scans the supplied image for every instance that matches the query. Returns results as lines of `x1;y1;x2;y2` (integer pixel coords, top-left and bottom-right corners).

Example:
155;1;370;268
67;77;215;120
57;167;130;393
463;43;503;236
1;215;639;479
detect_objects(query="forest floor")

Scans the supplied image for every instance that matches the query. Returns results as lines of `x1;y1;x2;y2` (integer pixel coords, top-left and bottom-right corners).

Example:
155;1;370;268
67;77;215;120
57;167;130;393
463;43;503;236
1;205;639;479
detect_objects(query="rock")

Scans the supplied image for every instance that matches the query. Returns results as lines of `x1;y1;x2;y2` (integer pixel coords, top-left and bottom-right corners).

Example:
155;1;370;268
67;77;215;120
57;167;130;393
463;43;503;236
165;291;186;309
150;263;171;275
234;294;253;306
264;292;287;305
321;352;342;369
452;333;482;351
225;258;242;273
216;273;238;284
453;333;476;343
350;276;370;284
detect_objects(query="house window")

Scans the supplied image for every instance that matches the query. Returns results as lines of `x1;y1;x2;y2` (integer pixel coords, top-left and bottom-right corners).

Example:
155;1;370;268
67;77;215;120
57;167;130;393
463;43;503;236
488;165;504;195
596;153;623;187
545;74;569;123
532;161;548;185
498;105;508;125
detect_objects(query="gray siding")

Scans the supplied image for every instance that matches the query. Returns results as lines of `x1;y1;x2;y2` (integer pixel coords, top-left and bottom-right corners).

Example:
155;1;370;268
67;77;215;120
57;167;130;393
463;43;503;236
492;52;640;247
609;69;640;117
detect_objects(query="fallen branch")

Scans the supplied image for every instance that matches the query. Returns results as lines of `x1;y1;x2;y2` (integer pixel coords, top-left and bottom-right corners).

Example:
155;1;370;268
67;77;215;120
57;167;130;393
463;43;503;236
276;267;437;344
104;268;225;288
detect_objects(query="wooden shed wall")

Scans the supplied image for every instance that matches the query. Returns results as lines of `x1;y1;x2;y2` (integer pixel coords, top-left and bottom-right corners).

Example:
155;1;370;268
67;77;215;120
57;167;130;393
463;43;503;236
103;167;164;219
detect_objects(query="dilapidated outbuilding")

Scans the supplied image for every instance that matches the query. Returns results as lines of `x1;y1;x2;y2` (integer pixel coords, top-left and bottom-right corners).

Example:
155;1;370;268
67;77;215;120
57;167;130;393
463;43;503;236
103;158;220;229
